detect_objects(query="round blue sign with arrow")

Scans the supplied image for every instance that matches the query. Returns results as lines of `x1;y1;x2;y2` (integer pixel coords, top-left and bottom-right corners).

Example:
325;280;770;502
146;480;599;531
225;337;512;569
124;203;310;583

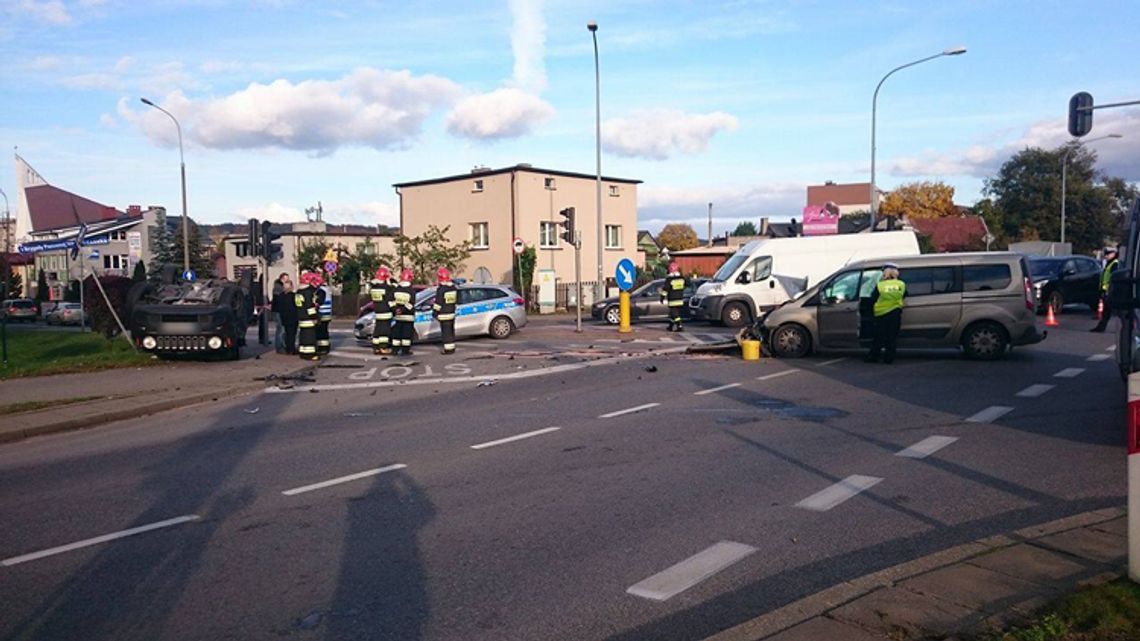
615;258;636;292
183;269;196;282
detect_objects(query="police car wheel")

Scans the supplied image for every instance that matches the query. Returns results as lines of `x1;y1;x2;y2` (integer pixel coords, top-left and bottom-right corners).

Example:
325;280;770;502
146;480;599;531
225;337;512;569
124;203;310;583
604;306;620;325
771;324;810;358
489;316;514;339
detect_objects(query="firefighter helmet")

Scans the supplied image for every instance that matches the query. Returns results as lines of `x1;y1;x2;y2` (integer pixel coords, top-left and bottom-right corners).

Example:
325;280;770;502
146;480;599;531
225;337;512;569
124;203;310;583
375;266;391;281
400;268;414;283
436;267;451;283
668;261;680;274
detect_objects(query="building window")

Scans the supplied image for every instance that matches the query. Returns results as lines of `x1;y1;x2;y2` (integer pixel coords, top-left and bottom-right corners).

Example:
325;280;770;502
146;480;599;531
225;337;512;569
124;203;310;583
473;179;484;193
235;241;250;258
356;241;376;255
102;254;129;271
540;221;558;248
609;185;620;197
605;225;622;249
108;230;127;241
544;177;556;190
470;222;489;249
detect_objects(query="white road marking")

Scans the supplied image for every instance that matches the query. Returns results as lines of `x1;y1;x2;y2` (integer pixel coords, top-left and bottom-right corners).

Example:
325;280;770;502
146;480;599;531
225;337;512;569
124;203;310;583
795;475;883;512
694;383;741;396
1;515;200;567
896;436;959;459
327;350;381;361
1054;368;1086;378
1016;384;1055;398
757;369;798;381
470;427;561;450
817;358;846;366
966;405;1014;423
1087;353;1112;362
677;332;702;344
282;464;407;496
1107;345;1117;352
600;403;660;418
626;541;757;601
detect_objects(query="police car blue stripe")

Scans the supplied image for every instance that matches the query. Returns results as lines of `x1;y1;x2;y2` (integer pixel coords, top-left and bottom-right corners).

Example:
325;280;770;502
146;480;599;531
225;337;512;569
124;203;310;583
414;299;519;323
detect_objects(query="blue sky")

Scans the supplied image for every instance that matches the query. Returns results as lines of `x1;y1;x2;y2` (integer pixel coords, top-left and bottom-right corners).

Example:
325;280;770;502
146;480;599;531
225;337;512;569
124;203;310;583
2;0;1138;236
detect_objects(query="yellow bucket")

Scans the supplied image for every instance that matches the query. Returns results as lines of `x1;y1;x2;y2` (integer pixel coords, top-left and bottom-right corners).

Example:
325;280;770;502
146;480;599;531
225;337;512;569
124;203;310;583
741;339;761;361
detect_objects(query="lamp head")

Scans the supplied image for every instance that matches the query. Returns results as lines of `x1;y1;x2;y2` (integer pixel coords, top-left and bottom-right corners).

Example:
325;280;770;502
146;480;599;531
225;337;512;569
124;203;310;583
587;21;597;32
140;97;155;106
942;46;967;56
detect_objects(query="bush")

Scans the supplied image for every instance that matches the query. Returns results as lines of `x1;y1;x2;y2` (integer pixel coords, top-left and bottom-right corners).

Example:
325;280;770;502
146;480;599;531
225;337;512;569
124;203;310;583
83;275;135;338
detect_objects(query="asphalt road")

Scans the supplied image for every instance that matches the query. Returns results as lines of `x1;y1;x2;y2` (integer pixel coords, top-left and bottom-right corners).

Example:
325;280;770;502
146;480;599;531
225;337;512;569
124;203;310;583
0;313;1125;641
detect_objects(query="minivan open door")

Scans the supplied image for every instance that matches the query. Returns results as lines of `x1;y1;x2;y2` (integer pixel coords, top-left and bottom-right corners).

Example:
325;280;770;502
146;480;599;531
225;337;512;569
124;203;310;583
1112;199;1140;380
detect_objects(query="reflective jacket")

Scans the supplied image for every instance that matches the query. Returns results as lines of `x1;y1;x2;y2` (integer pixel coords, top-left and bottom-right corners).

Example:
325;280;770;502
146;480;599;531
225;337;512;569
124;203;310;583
295;286;319;328
661;275;687;306
1101;259;1119;292
369;278;395;319
318;285;333;321
872;279;906;317
433;282;458;321
392;281;415;322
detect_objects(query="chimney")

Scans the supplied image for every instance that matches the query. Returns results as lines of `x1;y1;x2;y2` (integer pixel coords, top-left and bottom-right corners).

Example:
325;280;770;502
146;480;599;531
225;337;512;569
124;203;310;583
759;217;769;235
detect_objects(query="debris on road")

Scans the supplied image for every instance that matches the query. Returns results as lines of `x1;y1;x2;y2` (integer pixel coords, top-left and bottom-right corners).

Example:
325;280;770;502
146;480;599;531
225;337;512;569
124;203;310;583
317;363;363;369
477;379;498;387
343;412;375;417
243;407;260;414
644;365;658;373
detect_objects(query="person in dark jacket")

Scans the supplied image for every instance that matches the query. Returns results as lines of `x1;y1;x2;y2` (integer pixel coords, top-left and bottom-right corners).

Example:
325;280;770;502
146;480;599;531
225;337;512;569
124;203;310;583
295;272;320;361
392;268;416;356
272;275;298;354
1091;247;1120;333
369;265;396;355
865;264;906;364
660;262;688;332
433;267;458;354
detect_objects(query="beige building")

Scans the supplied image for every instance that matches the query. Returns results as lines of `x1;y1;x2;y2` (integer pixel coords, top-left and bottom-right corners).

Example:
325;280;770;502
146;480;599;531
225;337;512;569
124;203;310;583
222;221;397;286
806;181;872;214
394;164;642;293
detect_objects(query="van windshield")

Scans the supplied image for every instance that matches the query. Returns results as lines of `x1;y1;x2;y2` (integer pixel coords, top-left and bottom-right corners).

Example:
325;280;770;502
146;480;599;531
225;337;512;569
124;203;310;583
712;254;748;282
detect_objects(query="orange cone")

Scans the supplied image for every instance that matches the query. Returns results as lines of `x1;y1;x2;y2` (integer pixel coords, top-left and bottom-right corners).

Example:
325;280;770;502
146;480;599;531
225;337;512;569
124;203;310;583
1045;304;1059;327
1097;298;1105;321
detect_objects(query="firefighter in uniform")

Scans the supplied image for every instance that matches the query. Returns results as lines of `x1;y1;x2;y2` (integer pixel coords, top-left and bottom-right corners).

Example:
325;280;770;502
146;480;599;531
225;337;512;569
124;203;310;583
1091;247;1120;333
433;267;459;355
660;262;688;332
369;266;396;355
295;272;320;361
313;271;332;356
392;268;416;356
866;263;906;364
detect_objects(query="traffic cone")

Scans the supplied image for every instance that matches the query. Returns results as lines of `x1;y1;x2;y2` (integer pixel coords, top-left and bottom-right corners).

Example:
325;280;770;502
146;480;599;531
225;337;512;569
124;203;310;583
1045;304;1059;328
1097;298;1105;321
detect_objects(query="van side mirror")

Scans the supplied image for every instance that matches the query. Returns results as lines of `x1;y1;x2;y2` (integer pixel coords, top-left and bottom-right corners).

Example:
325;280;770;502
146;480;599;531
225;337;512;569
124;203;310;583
737;272;751;284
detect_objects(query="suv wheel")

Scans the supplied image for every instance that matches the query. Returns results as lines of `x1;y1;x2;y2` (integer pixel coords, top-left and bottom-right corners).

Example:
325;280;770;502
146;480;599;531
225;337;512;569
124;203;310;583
962;322;1009;360
721;302;750;328
771;324;811;358
1047;291;1064;316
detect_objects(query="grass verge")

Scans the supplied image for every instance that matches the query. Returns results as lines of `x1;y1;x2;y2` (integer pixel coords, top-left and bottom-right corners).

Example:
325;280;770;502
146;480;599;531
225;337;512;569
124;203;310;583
0;329;156;379
986;578;1140;641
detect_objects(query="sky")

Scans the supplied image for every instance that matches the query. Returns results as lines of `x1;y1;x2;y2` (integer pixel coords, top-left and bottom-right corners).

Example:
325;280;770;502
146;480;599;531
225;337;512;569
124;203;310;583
2;0;1139;238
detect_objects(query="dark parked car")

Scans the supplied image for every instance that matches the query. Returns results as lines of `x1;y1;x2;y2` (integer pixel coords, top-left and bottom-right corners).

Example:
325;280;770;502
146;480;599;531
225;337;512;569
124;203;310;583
1028;256;1102;315
591;278;709;325
1;299;39;322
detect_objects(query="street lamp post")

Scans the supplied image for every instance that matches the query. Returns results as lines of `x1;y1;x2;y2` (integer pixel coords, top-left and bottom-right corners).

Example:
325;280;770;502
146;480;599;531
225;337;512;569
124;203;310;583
1061;133;1122;244
0;187;9;295
870;47;966;231
140;97;190;275
588;21;603;302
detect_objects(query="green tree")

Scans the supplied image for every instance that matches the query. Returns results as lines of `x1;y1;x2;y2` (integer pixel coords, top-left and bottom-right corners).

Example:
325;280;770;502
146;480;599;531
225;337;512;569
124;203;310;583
170;221;215;278
657;223;700;251
131;259;147;283
334;240;385;298
2;267;20;298
393;225;471;285
514;245;537;300
35;270;49;304
295;236;332;273
148;213;175;277
732;221;758;236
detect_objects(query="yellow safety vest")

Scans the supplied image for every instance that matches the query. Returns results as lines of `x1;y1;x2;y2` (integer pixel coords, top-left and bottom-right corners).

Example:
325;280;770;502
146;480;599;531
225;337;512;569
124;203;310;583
873;279;905;317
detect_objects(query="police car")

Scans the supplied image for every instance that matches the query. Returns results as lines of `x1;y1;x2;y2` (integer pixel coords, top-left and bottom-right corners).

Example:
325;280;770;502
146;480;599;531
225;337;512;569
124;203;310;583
355;284;527;343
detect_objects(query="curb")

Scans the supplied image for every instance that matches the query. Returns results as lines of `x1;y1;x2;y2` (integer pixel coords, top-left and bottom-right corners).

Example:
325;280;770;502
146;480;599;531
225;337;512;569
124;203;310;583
703;506;1127;641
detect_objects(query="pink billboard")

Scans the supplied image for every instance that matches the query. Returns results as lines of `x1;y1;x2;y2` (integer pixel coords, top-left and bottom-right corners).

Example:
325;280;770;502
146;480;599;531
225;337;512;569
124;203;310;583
802;202;840;236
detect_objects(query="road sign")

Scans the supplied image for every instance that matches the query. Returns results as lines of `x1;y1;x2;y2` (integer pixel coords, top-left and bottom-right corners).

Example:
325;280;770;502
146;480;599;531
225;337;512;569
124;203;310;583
183;269;196;282
88;249;100;260
324;261;338;275
512;237;525;255
615;258;636;291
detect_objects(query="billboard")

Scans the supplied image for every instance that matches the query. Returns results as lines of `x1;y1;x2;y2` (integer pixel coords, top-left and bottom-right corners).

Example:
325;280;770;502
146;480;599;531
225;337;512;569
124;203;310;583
802;202;840;236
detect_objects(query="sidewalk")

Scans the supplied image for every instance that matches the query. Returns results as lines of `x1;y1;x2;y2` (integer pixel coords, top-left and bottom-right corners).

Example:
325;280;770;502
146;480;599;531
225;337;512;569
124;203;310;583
706;507;1128;641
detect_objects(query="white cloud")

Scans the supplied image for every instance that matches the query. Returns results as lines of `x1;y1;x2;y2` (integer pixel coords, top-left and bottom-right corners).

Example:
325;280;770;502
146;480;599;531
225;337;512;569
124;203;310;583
62;72;120;90
98;112;116;127
113;55;134;73
602;109;739;160
445;88;553;140
639;182;805;233
29;55;69;71
121;68;462;153
15;0;72;25
508;0;545;93
234;201;397;227
199;59;244;75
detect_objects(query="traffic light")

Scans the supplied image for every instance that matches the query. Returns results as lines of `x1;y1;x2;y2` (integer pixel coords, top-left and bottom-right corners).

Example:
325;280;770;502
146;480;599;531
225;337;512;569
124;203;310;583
1068;92;1094;137
261;221;283;265
247;218;262;258
559;206;576;245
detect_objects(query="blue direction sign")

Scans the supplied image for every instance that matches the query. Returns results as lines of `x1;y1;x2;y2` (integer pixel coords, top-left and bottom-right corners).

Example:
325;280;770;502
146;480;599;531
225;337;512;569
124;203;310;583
88;249;100;260
183;269;197;282
615;258;636;291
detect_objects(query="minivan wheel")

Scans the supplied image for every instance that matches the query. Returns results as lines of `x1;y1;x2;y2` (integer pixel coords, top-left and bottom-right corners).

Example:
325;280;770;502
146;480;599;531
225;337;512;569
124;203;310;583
771;324;811;358
604;305;621;325
1047;291;1064;316
721;302;750;328
962;322;1009;361
489;316;514;339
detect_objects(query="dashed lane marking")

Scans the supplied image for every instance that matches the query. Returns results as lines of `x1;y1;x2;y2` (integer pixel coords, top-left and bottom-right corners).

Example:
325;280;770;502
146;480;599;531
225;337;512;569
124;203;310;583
600;403;660;419
817;358;847;366
2;515;200;567
470;427;561;450
694;383;741;396
626;541;757;601
1107;345;1117;352
281;464;407;496
966;406;1014;423
896;436;958;459
1016;384;1055;398
1054;368;1086;378
1087;353;1112;362
795;475;884;512
757;369;798;381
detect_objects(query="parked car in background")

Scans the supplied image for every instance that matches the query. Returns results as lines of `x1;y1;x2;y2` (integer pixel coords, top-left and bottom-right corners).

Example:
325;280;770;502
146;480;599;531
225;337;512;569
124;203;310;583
591;278;710;325
1;299;39;322
355;284;526;342
46;302;86;326
1027;255;1102;315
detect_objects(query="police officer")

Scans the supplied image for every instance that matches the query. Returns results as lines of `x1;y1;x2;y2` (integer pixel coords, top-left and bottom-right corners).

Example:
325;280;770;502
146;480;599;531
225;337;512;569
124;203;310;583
369;266;396;355
433;267;458;354
660;262;688;332
295;272;320;361
392;268;416;356
313;271;332;356
866;263;906;364
1091;247;1120;333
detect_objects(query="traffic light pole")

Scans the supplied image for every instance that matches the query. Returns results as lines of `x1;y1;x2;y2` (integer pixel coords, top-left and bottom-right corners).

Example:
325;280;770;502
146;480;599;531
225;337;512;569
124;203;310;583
575;230;583;333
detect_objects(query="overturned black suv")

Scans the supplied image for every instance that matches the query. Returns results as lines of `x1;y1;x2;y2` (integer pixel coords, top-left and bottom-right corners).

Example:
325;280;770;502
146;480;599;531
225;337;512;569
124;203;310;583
127;268;252;360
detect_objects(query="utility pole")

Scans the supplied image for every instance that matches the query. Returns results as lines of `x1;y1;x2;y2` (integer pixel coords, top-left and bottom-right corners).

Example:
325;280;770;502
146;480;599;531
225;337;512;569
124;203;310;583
707;202;713;246
574;230;583;333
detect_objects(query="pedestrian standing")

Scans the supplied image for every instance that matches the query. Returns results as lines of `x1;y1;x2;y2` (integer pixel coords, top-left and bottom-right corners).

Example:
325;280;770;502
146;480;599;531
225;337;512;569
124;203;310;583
433;267;458;354
866;263;906;364
272;273;292;353
315;272;332;355
273;276;298;354
660;262;688;332
1091;247;1120;333
369;265;396;355
392;268;416;356
295;272;320;361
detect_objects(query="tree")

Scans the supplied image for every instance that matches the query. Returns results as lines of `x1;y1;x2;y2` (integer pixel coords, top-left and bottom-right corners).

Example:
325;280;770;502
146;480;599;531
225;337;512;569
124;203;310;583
732;221;758;236
514;245;537;301
35;270;49;304
131;259;147;283
879;181;958;220
295;236;333;273
392;225;471;285
83;274;133;338
170;221;215;278
2;267;20;298
334;240;385;298
149;213;176;277
657;223;700;251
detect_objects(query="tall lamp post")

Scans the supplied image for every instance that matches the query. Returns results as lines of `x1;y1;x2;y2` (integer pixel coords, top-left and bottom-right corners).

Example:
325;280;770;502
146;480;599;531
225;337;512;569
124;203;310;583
588;21;603;302
1062;133;1122;245
140;97;190;274
870;46;966;231
0;187;9;296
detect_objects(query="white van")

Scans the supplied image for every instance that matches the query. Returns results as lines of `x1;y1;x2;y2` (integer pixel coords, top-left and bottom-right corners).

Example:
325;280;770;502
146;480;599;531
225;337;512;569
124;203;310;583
690;231;921;326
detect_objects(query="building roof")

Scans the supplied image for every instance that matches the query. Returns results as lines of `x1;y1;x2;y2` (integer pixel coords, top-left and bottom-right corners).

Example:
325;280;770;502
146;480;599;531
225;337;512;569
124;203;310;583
25;184;122;232
393;164;643;188
806;182;871;207
669;245;737;256
908;216;989;252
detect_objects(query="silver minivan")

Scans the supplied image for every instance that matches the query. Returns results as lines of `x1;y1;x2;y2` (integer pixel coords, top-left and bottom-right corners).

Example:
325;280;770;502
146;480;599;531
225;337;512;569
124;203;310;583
759;253;1046;360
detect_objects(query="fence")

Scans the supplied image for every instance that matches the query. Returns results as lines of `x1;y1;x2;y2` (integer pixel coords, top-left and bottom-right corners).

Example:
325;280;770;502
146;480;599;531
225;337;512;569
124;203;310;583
526;281;601;312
